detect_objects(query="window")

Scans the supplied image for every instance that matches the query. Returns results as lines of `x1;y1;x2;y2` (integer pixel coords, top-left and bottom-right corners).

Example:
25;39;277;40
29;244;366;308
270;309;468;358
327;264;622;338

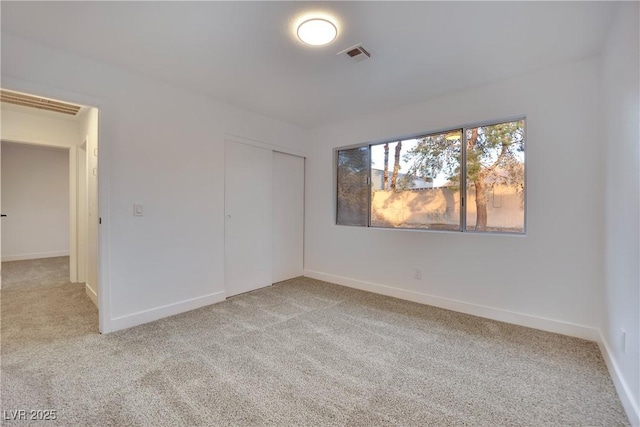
336;118;526;234
336;146;369;226
464;121;526;233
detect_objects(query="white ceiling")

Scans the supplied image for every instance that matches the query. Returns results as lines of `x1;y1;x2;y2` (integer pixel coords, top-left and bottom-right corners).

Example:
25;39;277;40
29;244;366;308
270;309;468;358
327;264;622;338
1;1;617;128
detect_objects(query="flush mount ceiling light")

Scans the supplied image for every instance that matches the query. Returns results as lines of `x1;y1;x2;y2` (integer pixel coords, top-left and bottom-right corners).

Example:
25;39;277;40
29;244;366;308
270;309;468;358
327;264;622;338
297;18;337;46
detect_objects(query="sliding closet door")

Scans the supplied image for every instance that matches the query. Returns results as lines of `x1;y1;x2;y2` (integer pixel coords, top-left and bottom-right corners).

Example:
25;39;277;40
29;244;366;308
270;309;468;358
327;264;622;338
272;152;304;283
224;141;272;297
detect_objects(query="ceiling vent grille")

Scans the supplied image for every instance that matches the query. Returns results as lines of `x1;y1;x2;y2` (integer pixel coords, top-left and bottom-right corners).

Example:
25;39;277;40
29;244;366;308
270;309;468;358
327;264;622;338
337;43;371;61
0;90;81;115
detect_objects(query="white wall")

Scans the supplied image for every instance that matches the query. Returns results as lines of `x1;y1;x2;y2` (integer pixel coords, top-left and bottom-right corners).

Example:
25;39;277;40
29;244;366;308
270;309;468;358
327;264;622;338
600;2;640;423
1;142;70;261
306;56;604;339
1;33;308;331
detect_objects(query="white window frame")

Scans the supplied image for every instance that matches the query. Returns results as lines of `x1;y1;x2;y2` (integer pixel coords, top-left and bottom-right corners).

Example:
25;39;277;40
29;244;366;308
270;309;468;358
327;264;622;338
334;116;527;235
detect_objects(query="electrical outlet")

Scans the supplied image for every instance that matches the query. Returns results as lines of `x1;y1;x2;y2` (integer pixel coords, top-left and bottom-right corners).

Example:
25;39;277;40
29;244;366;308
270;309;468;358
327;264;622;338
621;329;626;353
413;268;422;280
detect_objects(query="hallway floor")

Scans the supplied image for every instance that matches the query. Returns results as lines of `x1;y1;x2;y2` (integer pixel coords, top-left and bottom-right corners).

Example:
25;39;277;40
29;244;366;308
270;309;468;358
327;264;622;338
0;256;98;351
2;256;74;290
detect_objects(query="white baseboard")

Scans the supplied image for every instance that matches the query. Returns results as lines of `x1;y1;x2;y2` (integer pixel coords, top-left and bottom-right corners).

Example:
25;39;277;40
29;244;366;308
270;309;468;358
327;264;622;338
85;284;98;308
598;332;640;426
304;270;600;341
1;251;70;262
109;291;226;332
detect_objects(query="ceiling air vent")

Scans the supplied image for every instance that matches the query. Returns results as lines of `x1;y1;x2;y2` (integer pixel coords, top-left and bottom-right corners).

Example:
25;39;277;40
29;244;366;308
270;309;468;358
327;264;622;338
0;89;81;115
337;43;371;61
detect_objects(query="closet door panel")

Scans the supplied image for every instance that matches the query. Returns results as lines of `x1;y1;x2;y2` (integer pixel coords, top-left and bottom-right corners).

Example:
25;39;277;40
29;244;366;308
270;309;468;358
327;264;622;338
224;141;272;297
272;152;304;283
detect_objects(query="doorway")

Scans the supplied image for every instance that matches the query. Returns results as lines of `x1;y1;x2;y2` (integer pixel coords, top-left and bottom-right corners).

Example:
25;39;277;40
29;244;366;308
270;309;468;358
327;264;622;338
0;89;100;329
1;142;71;292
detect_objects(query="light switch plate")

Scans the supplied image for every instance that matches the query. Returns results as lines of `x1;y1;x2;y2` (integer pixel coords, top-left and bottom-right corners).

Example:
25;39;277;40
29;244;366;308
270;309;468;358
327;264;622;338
133;203;143;217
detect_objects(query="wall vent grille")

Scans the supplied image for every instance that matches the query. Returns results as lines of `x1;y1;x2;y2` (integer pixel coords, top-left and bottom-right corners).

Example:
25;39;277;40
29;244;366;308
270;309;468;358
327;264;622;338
1;90;81;115
337;43;371;61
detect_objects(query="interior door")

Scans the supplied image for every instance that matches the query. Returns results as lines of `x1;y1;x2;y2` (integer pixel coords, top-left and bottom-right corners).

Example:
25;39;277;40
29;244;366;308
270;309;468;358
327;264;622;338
224;141;272;297
272;152;304;283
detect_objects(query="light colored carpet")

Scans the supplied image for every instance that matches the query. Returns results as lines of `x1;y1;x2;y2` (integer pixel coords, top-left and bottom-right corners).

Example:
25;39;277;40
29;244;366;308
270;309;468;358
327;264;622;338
0;258;629;426
1;257;71;290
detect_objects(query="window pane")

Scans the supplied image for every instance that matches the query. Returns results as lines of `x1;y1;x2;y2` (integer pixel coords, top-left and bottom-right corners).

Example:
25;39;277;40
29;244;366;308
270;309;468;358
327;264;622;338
337;147;369;226
465;120;525;233
371;131;462;230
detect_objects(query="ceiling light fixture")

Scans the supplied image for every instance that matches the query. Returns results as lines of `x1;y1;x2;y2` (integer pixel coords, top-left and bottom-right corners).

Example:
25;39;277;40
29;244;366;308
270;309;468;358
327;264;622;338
297;18;337;46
